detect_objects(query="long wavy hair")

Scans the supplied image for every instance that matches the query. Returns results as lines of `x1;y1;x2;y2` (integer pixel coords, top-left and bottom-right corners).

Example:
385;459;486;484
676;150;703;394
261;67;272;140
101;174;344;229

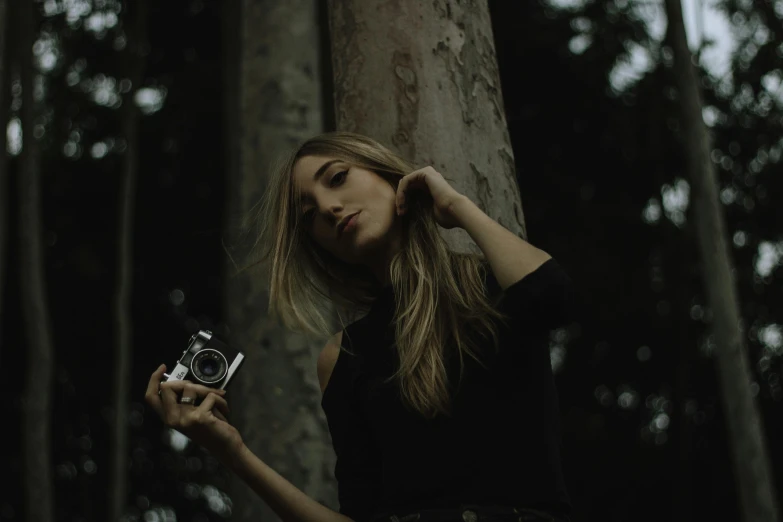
227;131;510;418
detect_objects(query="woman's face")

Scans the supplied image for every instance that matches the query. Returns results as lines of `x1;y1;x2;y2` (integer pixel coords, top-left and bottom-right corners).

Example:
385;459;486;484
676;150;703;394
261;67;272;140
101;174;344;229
292;155;403;270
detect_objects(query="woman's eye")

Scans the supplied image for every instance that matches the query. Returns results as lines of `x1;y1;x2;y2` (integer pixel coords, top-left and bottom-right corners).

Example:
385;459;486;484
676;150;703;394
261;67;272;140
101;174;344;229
330;170;347;186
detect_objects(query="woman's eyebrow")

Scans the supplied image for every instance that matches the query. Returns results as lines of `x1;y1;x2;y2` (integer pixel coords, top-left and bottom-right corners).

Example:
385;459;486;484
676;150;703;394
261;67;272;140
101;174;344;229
312;159;341;183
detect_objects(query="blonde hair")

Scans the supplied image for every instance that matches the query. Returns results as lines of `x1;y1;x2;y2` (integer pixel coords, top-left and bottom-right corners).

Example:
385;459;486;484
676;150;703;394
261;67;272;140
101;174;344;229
227;131;510;419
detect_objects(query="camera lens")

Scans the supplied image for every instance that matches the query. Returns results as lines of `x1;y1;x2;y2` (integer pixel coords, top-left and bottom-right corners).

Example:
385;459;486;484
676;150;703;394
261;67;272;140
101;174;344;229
190;349;228;385
200;359;219;376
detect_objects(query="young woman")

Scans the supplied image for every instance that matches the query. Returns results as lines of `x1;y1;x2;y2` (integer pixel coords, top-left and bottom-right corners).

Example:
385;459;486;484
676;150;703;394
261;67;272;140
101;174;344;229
145;132;575;522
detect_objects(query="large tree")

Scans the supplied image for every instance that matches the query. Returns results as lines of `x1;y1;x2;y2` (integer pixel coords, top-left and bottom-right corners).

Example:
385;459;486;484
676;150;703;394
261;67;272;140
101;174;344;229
18;0;55;521
222;1;335;520
109;2;149;521
0;0;8;366
327;0;525;245
663;0;780;521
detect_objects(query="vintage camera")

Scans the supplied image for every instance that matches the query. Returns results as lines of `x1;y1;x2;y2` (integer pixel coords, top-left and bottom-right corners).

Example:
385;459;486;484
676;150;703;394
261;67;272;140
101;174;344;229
163;330;245;390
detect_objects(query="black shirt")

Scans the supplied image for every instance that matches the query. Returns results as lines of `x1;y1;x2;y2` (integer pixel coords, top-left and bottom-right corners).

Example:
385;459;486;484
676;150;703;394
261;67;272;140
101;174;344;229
321;258;574;522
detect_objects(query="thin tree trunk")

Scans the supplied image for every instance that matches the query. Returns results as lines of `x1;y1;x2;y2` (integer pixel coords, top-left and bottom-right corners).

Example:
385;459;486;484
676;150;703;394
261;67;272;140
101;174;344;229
223;1;334;521
663;1;781;521
109;2;148;521
18;0;54;520
326;0;523;248
0;0;9;365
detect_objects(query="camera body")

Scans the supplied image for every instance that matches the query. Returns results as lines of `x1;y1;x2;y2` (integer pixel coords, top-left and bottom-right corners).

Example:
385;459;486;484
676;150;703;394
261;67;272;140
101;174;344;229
163;330;244;390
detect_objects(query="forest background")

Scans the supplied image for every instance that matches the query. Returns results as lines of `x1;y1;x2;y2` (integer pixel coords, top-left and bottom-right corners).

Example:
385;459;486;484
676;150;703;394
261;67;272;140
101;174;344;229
0;1;781;522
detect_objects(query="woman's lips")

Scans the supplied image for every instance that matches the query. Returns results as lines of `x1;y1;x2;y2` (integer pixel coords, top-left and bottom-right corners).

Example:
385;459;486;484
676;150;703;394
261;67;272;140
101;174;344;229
341;212;359;236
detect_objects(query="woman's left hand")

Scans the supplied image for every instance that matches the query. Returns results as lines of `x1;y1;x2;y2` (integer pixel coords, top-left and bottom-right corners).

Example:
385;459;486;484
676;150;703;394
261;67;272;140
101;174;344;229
396;166;466;229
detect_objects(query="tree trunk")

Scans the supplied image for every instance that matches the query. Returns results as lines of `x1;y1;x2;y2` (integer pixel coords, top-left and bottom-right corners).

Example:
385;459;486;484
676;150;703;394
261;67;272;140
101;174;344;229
663;1;781;521
326;0;524;248
18;0;55;521
109;2;148;521
0;0;8;365
223;1;335;521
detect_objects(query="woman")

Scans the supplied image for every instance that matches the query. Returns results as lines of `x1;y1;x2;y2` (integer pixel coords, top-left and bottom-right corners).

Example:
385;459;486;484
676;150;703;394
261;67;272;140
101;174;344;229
145;132;575;522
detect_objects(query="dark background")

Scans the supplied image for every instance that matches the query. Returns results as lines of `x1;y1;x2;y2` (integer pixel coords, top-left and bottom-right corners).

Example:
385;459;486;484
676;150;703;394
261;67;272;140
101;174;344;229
1;1;781;521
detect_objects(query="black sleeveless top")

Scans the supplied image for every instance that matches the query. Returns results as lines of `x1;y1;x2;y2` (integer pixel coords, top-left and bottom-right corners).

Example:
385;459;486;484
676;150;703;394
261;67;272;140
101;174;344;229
321;258;575;521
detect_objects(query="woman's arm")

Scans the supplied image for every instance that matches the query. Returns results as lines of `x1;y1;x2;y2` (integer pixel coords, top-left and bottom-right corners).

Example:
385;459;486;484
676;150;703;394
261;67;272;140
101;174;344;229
226;444;354;522
450;196;552;290
222;332;368;522
451;196;575;330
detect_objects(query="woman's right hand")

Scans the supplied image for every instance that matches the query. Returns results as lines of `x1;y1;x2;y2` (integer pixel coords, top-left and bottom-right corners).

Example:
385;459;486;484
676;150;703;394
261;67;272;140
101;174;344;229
144;364;245;464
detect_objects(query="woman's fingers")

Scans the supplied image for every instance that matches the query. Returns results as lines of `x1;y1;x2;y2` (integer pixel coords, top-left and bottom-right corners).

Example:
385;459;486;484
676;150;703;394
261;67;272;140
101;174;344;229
179;382;200;406
159;379;227;399
197;392;230;420
144;364;166;416
210;393;231;419
159;386;180;425
146;370;230;429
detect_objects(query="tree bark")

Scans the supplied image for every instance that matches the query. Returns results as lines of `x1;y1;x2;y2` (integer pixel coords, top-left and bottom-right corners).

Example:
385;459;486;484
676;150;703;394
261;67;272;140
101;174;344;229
663;1;781;521
109;2;148;521
18;0;55;521
223;1;335;521
326;0;524;249
0;0;8;365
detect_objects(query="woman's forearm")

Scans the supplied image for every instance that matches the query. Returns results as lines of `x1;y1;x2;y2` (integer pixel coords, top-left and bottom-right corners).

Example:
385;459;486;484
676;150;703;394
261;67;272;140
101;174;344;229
450;196;552;290
226;444;353;522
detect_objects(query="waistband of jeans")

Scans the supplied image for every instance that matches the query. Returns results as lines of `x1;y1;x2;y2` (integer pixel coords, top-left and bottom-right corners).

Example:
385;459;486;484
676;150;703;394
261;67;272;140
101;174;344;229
370;504;570;522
